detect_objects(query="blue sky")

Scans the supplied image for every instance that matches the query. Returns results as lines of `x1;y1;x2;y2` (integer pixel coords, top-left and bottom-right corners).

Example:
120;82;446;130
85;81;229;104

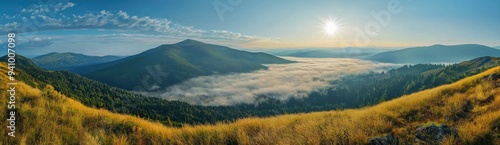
0;0;499;56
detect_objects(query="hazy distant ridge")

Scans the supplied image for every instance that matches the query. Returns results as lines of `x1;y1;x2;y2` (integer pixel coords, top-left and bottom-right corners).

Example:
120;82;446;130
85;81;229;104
32;52;123;70
367;44;500;63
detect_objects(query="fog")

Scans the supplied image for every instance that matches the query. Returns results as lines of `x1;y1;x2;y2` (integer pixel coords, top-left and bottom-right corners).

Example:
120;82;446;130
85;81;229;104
137;57;396;106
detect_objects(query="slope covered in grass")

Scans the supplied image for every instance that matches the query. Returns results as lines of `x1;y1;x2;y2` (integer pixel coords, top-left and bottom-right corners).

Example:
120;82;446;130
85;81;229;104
1;63;499;144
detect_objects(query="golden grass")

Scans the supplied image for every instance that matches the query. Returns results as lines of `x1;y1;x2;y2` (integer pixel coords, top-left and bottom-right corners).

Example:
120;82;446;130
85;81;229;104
0;63;499;144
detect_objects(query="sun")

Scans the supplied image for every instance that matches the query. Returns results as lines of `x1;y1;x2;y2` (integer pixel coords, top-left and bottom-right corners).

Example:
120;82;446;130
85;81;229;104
322;17;341;37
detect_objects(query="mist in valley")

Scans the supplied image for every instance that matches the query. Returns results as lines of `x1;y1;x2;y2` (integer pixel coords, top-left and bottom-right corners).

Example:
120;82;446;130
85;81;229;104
137;57;397;106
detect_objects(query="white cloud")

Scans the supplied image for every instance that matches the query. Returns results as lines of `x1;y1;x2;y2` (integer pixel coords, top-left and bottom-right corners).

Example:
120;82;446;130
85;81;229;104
20;2;76;14
55;2;76;11
12;32;268;56
17;33;190;55
0;36;54;50
0;2;269;43
137;57;396;106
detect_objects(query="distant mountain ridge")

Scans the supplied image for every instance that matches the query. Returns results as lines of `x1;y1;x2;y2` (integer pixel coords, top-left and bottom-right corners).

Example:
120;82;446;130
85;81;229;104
32;52;124;70
367;44;500;63
258;47;390;58
83;39;294;91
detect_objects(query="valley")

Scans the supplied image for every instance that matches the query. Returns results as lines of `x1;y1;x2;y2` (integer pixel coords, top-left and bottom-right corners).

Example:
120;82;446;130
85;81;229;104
1;1;498;144
3;45;500;127
1;40;500;145
1;60;499;144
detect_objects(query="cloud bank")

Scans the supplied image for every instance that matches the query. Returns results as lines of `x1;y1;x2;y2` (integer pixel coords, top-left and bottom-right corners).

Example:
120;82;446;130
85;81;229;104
138;57;396;106
0;2;268;43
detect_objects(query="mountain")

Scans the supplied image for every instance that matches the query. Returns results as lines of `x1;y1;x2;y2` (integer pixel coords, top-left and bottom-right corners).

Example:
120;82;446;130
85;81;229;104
32;52;123;70
2;59;499;144
367;44;500;63
82;39;294;91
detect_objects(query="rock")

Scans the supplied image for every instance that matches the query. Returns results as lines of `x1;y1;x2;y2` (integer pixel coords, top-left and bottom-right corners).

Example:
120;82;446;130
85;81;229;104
485;73;500;87
415;123;458;144
369;134;399;145
488;73;500;80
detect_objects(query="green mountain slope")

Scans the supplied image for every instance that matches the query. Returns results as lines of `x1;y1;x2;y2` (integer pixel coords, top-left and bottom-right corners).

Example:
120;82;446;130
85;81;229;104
83;39;293;91
32;52;123;70
367;44;500;63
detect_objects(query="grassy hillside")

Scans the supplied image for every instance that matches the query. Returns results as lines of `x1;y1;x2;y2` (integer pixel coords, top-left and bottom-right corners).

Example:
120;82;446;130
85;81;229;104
1;64;500;144
367;44;500;63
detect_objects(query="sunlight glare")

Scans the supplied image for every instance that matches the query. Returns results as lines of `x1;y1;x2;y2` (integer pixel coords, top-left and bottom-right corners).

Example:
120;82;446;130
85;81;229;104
322;17;341;37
